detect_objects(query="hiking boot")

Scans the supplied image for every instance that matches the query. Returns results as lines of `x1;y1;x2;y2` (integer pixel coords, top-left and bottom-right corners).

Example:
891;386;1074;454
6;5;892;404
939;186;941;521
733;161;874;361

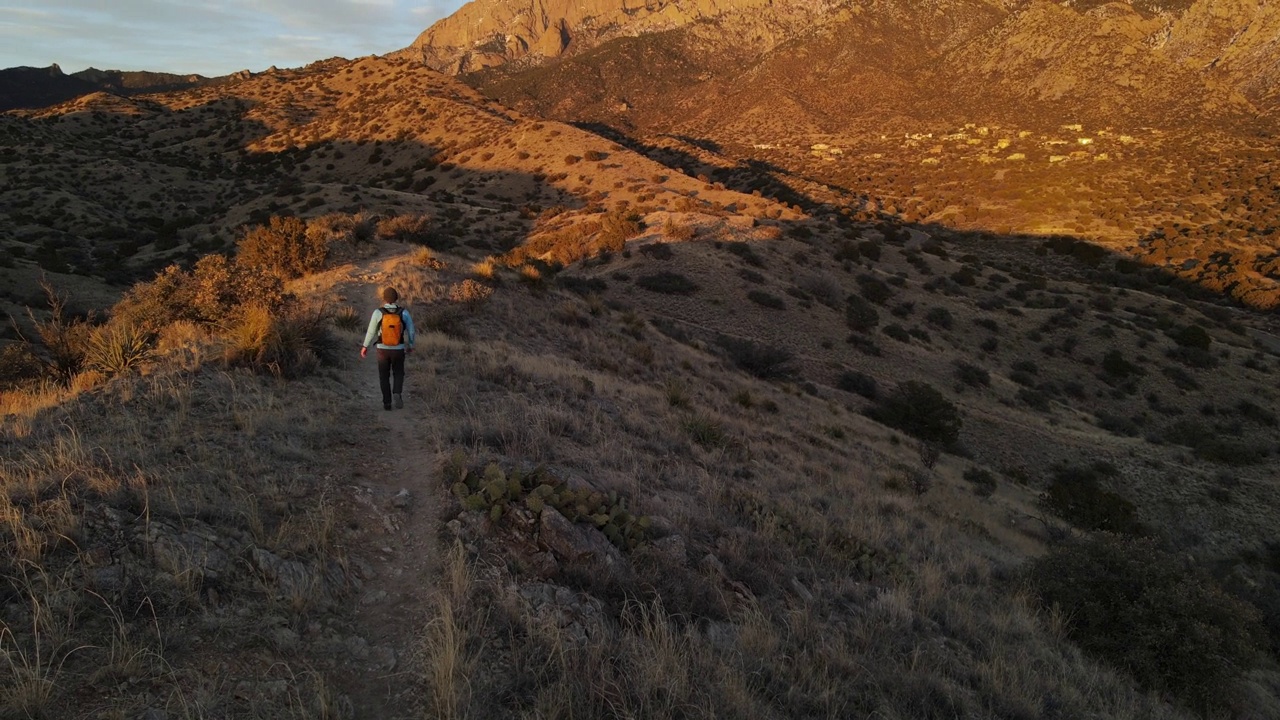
394;393;404;409
383;402;393;411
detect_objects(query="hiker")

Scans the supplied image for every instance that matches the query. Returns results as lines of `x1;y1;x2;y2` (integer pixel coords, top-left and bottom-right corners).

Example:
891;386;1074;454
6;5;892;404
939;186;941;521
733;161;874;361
360;287;416;410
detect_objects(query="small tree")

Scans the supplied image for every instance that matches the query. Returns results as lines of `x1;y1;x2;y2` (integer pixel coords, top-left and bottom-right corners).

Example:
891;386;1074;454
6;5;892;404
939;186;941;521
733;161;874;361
867;381;961;446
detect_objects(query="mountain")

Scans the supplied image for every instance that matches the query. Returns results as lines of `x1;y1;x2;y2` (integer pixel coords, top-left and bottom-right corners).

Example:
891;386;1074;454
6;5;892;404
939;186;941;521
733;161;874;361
0;62;231;111
409;0;1280;308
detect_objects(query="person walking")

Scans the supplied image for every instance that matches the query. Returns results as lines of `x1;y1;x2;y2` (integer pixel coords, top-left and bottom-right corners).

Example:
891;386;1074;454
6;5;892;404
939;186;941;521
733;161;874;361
360;287;416;410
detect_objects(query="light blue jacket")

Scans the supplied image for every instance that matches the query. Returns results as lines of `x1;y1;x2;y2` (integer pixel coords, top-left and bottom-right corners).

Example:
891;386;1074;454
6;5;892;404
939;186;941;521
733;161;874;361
362;304;416;350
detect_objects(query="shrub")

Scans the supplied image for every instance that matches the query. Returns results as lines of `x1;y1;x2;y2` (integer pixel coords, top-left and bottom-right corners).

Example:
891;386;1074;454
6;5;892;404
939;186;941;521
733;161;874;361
882;324;910;343
1101;349;1142;378
845;295;880;332
1170;324;1211;351
962;467;997;497
924;307;953;329
598;206;644;252
662;219;696;242
583;150;608;161
638;243;674;260
376;214;433;244
723;242;763;267
866;381;961;446
1040;462;1143;534
636;272;699;295
953;360;990;388
0;343;45;389
223;304;335;378
237;216;327;279
1030;535;1262;714
716;336;795;379
747;290;785;310
836;370;878;399
857;274;893;304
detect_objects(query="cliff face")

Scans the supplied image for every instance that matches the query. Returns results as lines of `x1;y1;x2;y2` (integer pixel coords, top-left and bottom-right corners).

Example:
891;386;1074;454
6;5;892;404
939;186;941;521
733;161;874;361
404;0;923;74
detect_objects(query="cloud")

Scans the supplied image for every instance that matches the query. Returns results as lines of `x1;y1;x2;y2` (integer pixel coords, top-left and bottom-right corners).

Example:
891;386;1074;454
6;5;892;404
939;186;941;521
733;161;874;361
0;0;463;75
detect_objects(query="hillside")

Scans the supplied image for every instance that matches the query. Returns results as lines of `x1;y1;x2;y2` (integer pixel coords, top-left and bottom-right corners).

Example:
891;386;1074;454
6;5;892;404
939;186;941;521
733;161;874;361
3;42;1280;720
454;0;1280;309
0;63;223;112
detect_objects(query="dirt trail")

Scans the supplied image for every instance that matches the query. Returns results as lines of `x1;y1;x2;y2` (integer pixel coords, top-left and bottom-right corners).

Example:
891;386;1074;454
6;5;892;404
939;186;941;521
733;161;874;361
329;290;445;718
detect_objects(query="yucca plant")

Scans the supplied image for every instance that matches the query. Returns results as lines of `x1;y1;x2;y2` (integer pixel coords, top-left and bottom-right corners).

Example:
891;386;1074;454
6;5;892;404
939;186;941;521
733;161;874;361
82;322;152;376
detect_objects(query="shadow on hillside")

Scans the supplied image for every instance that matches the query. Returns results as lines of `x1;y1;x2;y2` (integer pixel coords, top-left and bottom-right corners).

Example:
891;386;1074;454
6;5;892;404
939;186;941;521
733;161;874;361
565;122;1279;316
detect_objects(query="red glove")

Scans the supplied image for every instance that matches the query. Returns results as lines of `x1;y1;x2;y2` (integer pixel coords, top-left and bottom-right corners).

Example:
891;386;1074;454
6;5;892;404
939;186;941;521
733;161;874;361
360;346;368;359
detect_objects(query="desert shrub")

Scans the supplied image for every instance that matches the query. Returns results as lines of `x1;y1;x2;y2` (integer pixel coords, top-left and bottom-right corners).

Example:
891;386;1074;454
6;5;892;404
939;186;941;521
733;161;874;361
115;257;286;330
376;214;433;244
882;324;910;343
564;154;581;165
1161;420;1269;466
962;467;997;497
449;279;495;306
953;360;990;388
1170;323;1211;351
0;343;45;389
583;150;608;161
222;304;335;378
716;336;795;379
857;274;893;304
237;216;327;279
845;295;879;333
924;307;953;329
837;370;878;399
1017;386;1052;411
1030;535;1262;714
747;290;785;310
723;242;763;267
28;287;94;381
636;272;698;295
638;242;674;261
1101;349;1142;378
662;218;696;241
858;239;881;261
1166;345;1218;369
866;381;961;446
556;276;608;296
598;206;644;252
1040;462;1143;534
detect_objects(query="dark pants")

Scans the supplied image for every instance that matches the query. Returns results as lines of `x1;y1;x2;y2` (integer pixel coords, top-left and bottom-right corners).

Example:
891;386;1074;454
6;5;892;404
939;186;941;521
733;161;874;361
376;349;405;405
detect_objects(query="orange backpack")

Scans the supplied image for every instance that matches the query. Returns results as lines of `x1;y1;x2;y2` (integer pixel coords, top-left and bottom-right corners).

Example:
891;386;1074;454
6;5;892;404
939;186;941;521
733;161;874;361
379;307;405;346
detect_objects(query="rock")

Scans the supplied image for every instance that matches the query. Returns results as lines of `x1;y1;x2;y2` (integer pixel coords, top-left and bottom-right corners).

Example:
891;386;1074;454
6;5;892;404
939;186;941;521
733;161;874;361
790;577;814;603
250;548;327;607
538;507;627;571
651;534;687;566
271;627;301;653
145;519;235;581
370;646;397;671
392;489;411;509
360;590;389;606
700;553;727;577
345;635;371;661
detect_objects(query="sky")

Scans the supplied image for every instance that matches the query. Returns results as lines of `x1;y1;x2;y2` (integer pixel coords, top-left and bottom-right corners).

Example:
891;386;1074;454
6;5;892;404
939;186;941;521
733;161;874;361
0;0;467;77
